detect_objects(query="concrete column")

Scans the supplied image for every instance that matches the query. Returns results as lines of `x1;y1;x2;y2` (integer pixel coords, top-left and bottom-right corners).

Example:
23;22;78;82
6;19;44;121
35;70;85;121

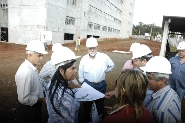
159;19;170;56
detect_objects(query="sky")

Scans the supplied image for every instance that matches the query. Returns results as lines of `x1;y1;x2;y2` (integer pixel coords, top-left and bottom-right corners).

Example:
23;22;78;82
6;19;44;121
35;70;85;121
133;0;185;27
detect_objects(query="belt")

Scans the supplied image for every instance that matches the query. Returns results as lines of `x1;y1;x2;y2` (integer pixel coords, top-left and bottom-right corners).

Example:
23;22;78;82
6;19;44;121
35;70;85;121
90;81;104;85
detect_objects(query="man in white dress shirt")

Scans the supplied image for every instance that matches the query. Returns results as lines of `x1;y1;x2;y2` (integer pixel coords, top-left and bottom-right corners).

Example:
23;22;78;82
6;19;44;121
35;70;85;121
15;40;48;123
78;37;114;122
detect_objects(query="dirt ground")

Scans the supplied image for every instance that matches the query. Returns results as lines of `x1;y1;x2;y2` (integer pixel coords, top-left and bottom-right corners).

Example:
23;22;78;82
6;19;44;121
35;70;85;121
0;38;184;123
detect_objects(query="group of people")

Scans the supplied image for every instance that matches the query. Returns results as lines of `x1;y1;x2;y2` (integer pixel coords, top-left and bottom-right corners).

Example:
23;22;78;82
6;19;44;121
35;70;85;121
15;38;184;123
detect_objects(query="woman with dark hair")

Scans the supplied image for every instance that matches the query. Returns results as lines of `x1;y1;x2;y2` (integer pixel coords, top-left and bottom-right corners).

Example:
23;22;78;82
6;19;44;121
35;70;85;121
45;47;80;123
102;70;153;123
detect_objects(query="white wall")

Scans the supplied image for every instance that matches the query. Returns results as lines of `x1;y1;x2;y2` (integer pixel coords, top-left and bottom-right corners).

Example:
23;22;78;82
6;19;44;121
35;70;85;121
8;0;46;44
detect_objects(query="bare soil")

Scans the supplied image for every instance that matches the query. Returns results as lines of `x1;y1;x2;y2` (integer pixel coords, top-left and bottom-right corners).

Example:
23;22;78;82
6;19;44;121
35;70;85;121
0;38;184;123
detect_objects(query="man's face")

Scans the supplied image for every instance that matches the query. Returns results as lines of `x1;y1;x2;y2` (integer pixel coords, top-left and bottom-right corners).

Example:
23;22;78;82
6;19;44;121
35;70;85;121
88;47;97;56
29;53;43;66
178;50;185;58
146;73;161;92
133;58;146;67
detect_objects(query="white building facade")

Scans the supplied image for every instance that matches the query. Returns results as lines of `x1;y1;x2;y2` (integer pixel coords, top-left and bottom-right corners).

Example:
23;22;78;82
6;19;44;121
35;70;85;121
1;0;135;44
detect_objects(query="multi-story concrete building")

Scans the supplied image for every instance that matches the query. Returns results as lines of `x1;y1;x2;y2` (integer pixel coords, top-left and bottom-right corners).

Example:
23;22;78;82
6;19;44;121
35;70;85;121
0;0;8;42
0;0;135;44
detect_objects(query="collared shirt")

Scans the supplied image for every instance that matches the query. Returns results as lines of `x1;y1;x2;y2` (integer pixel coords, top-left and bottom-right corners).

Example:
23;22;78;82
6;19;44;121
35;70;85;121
76;39;80;45
122;60;134;71
169;56;185;90
39;60;78;88
15;59;44;106
78;52;114;83
39;60;56;87
146;85;181;123
45;82;80;123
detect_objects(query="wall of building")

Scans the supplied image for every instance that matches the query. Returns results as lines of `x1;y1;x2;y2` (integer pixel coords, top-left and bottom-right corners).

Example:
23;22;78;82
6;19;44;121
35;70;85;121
0;0;8;41
120;0;135;39
8;0;46;44
7;0;135;45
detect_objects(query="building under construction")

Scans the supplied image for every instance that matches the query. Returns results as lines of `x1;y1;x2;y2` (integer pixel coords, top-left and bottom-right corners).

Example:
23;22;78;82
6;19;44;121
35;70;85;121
0;0;135;44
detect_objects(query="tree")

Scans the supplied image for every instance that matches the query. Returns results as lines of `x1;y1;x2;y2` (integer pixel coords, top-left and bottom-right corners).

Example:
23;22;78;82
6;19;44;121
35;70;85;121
132;22;162;37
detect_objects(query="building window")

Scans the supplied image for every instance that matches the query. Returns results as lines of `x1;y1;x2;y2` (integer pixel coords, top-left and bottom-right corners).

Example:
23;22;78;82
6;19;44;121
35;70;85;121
67;0;76;5
64;33;74;40
102;26;107;31
88;22;93;29
94;23;101;30
108;27;112;32
117;30;120;34
65;16;75;25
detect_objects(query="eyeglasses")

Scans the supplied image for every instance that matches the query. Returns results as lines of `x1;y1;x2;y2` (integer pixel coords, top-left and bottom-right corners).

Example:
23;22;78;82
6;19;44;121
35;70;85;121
178;50;185;53
88;47;96;50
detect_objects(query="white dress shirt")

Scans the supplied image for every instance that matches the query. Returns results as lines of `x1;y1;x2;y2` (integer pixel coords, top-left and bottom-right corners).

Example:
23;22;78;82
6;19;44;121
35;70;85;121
78;52;114;83
15;59;44;106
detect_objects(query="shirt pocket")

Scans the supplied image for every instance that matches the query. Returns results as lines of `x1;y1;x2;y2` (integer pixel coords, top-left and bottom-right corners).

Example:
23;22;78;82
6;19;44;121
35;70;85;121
171;62;176;71
84;65;91;73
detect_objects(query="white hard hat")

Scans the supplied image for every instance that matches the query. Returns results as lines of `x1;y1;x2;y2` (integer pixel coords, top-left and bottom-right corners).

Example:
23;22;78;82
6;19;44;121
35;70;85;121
140;56;172;74
52;43;63;52
177;42;185;50
130;42;140;52
26;40;48;54
132;44;152;59
51;46;80;66
86;37;98;47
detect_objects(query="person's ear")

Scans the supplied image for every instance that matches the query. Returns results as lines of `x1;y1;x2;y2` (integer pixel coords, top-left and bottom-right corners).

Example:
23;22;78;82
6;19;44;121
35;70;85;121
159;78;166;85
59;68;65;76
143;59;147;63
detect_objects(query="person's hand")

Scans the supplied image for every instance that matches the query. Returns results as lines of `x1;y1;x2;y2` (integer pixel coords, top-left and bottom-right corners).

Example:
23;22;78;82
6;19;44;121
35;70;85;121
75;83;81;88
104;106;113;114
105;90;115;99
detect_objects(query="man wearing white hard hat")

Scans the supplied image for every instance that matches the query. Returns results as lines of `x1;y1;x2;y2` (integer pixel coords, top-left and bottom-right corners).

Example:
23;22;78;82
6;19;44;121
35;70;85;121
15;40;48;123
169;42;185;100
106;44;153;105
141;56;181;123
45;46;80;122
121;42;139;71
78;37;114;122
131;44;154;106
39;43;80;88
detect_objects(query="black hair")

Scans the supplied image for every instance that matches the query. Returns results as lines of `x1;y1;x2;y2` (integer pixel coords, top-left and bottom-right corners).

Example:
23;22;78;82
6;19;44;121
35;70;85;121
48;59;76;117
140;53;153;62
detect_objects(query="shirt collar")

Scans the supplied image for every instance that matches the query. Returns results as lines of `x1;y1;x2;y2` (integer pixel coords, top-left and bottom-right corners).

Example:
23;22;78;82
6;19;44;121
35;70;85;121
25;59;37;71
152;85;170;99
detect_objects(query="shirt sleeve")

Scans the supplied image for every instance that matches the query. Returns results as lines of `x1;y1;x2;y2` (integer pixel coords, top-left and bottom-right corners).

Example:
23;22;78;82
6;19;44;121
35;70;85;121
105;55;114;73
15;70;38;106
78;58;85;83
39;61;56;88
153;110;181;123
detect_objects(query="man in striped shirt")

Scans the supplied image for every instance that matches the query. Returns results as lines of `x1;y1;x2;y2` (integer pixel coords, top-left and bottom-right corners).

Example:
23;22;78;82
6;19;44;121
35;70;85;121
140;56;181;123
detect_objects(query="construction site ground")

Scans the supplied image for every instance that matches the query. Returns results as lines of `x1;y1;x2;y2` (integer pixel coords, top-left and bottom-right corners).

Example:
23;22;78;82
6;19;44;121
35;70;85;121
0;38;184;123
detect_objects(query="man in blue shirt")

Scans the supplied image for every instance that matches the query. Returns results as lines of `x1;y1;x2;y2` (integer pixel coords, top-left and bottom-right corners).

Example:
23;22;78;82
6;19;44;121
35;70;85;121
169;42;185;100
141;56;181;123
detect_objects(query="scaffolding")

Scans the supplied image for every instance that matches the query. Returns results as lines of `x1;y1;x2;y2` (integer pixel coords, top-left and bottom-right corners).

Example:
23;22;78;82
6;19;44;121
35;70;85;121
0;0;8;41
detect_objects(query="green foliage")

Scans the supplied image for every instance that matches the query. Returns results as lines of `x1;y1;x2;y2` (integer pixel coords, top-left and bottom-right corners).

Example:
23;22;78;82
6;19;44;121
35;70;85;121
170;44;177;52
132;22;162;36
